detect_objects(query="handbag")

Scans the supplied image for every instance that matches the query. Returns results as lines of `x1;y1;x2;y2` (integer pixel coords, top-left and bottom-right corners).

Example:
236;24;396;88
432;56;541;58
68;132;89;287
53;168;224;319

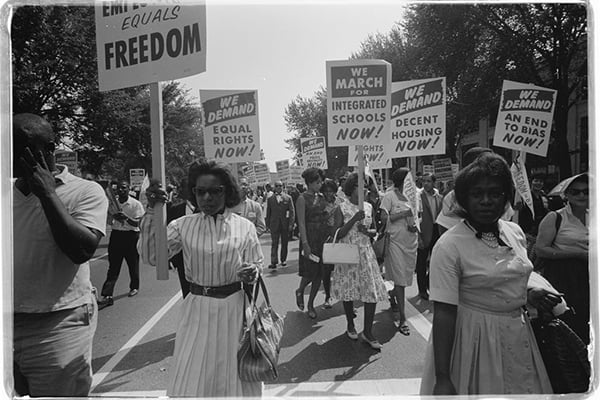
372;211;390;261
322;229;360;264
530;314;590;393
238;275;285;382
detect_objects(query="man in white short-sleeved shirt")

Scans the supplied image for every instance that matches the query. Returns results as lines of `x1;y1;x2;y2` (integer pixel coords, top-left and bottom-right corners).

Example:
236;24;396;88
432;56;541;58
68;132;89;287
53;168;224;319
13;113;108;397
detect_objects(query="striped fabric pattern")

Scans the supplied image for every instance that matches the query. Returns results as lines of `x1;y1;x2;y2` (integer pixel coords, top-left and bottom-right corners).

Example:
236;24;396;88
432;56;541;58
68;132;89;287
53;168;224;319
138;208;264;285
137;207;265;397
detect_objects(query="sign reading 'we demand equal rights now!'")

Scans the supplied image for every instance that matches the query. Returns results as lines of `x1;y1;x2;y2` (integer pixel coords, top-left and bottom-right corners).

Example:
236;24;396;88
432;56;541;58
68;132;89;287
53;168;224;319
326;60;392;147
201;90;261;163
95;1;207;91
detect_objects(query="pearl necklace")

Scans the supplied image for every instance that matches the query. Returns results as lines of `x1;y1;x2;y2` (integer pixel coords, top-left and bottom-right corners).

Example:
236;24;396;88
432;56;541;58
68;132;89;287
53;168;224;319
479;231;499;248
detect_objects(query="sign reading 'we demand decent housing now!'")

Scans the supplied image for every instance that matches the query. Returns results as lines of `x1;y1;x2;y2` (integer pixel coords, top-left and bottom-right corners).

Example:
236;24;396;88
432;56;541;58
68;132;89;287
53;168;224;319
95;1;207;91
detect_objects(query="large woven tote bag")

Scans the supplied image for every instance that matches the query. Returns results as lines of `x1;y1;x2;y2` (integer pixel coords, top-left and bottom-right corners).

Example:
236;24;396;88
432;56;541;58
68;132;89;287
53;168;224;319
238;275;285;382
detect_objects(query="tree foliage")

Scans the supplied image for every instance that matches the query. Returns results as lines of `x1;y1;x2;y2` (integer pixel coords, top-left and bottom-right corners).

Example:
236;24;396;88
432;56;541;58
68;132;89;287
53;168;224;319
11;5;204;184
285;4;587;178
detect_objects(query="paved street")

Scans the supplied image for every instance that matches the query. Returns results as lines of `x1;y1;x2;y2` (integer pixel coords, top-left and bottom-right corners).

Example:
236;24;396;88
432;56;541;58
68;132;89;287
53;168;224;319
89;227;434;397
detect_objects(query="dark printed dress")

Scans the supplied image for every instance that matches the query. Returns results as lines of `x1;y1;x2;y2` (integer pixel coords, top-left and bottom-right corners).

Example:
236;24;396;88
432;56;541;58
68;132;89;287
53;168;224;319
298;191;329;280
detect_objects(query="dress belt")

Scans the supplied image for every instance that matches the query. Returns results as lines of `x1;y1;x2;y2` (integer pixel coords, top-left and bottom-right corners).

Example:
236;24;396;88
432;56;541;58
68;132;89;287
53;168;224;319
189;282;243;298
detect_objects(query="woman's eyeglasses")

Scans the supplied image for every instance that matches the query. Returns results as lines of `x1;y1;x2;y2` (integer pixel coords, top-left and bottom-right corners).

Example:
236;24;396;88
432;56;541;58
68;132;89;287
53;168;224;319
568;188;589;196
467;190;505;201
193;186;225;197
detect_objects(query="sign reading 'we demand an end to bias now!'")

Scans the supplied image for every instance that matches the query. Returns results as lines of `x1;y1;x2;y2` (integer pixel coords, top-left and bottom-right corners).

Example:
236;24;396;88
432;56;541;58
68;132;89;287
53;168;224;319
326;60;392;147
95;1;207;91
493;80;557;157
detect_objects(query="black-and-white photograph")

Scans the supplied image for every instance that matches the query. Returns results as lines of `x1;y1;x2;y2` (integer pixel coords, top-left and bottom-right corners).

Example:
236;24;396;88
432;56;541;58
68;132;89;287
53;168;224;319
1;0;593;398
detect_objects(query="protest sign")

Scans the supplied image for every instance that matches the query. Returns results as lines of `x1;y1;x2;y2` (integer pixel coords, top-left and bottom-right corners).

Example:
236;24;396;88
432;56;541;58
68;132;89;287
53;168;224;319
300;137;328;169
129;168;145;189
390;78;446;157
451;163;459;176
511;151;534;219
326;59;392;146
493;80;557;156
290;165;304;185
403;171;420;232
241;163;257;185
95;2;206;92
201;90;261;163
254;163;271;186
55;151;78;173
432;158;453;182
348;144;391;169
276;159;290;183
423;164;434;175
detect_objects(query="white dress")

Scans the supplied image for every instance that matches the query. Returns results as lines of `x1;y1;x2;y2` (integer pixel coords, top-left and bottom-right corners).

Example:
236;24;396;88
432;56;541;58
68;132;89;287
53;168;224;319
139;209;264;397
419;220;552;395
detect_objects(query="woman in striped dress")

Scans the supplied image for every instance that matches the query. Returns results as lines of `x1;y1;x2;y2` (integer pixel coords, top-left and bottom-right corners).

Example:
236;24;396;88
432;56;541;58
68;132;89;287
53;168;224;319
139;159;264;397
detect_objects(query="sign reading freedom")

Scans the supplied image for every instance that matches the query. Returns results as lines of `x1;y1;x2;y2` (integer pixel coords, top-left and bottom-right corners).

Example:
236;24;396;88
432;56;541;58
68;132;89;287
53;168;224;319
326;59;391;147
95;2;207;91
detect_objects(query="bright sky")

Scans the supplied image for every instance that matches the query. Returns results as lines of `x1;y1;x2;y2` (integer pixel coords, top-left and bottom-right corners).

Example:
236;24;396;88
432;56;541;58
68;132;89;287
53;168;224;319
178;0;407;171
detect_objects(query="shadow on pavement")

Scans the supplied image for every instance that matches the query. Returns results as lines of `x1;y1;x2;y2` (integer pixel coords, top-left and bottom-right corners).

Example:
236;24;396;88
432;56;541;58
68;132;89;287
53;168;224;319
276;332;381;383
92;332;176;392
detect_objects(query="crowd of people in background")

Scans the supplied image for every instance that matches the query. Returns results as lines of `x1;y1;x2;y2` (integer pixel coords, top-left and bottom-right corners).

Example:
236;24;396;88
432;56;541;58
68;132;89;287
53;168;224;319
12;113;591;398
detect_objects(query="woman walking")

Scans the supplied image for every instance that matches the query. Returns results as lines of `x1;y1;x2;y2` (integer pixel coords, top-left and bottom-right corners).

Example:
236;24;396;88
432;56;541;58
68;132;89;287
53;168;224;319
295;168;328;319
380;168;418;336
535;172;589;344
420;152;558;395
139;159;263;397
331;173;388;349
320;178;343;308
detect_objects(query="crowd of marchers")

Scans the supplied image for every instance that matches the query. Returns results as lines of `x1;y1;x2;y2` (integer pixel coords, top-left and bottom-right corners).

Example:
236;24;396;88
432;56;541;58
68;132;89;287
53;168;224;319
12;113;589;397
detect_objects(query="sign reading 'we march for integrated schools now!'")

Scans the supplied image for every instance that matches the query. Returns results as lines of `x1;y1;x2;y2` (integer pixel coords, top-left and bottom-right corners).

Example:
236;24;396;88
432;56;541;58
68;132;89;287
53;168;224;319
95;2;206;91
201;90;261;163
390;78;446;157
493;80;557;157
327;60;392;146
300;137;328;169
348;144;391;169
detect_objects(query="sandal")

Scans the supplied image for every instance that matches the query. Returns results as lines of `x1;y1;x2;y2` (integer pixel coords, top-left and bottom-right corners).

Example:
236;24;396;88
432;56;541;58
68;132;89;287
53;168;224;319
295;289;304;311
398;323;410;336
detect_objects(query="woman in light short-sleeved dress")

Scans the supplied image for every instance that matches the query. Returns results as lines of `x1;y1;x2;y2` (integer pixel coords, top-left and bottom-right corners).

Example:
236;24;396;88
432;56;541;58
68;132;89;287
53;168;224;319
420;153;560;396
380;168;418;335
331;173;388;349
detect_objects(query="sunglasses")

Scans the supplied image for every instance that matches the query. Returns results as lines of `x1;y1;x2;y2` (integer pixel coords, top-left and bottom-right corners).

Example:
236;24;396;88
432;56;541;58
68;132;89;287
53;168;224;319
568;188;589;196
193;186;225;197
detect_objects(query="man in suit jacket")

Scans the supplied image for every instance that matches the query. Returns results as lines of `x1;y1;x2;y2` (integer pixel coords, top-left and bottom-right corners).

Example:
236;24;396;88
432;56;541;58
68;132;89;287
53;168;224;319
266;181;295;270
166;181;194;298
417;173;443;300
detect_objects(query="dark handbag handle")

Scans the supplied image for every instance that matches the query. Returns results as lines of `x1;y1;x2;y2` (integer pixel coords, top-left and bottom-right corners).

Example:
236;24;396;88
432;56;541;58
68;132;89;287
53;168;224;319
242;274;272;326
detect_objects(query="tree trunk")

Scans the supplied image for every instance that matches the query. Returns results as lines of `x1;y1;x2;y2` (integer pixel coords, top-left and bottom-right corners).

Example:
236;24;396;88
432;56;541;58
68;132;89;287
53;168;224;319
553;89;572;179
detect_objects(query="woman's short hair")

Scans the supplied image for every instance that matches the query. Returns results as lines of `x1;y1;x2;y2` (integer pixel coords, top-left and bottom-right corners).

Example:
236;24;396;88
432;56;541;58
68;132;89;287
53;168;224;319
320;178;338;193
391;168;410;188
302;167;325;185
343;173;359;197
187;159;242;208
454;152;514;211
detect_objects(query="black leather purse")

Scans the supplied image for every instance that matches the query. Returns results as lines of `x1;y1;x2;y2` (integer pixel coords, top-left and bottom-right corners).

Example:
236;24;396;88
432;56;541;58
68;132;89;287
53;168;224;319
531;314;590;394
